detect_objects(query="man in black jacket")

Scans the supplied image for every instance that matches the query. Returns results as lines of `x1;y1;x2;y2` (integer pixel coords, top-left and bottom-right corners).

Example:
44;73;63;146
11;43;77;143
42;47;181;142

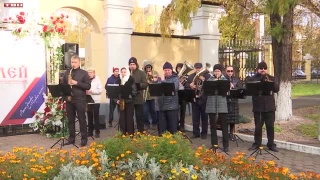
63;55;91;147
128;57;148;133
247;61;280;152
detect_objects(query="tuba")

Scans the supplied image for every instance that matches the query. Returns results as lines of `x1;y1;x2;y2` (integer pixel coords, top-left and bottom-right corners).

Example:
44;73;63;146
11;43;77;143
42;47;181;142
178;61;194;85
119;99;125;111
66;69;73;101
193;63;212;98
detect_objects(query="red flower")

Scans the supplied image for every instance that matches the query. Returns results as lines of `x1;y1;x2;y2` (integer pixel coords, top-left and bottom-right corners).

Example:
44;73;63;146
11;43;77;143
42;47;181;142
60;20;64;24
66;15;69;18
19;11;25;16
35;115;40;119
3;18;8;22
43;25;48;32
8;17;12;20
31;111;35;116
50;16;53;19
44;107;51;113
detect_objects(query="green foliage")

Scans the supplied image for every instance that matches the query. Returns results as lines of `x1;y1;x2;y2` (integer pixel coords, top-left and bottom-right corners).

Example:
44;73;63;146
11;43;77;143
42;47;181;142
291;83;320;97
101;132;200;167
305;114;320;122
296;123;318;139
160;0;200;37
53;163;96;180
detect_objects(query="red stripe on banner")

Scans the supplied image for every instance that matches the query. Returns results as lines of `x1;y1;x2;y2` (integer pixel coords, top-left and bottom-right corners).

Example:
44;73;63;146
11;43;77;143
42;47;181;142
0;77;40;126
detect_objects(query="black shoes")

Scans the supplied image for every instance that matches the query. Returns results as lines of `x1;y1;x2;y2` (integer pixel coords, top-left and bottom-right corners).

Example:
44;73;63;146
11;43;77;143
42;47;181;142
95;133;100;138
268;146;279;152
80;139;87;147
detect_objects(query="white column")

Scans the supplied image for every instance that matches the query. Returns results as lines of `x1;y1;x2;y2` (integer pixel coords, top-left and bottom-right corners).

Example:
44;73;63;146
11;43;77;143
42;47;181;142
103;0;133;76
186;4;222;65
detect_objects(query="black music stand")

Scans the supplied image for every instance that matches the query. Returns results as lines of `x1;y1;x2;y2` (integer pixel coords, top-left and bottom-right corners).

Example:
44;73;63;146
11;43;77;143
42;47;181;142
246;81;279;160
149;82;175;96
227;89;246;146
203;80;230;155
47;84;79;149
106;85;121;131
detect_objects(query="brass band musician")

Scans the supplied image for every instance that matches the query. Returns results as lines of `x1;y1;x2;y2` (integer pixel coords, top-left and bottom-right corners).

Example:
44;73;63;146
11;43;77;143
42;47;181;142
115;67;137;135
142;60;158;129
247;61;279;152
185;63;209;139
205;64;229;152
176;63;187;131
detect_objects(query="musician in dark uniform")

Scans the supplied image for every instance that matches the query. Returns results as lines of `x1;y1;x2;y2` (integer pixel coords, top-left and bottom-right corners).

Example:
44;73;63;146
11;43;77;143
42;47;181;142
115;67;137;135
63;55;91;147
206;64;229;152
158;62;179;135
247;61;280;152
128;57;148;133
225;66;242;139
185;63;208;139
176;63;187;131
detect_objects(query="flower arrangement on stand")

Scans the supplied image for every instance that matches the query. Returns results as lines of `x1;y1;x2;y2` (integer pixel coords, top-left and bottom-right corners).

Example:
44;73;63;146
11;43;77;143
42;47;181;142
29;94;68;138
5;11;68;84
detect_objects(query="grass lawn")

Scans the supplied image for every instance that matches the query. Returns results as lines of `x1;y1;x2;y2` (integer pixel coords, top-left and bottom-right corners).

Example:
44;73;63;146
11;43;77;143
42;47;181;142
292;82;320;97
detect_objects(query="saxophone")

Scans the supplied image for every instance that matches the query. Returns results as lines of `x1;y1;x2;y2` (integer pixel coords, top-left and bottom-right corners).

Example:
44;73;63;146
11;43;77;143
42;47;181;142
66;69;73;101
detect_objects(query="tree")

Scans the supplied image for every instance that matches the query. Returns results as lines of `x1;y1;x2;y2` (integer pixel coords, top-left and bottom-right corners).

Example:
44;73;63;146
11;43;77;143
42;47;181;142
159;0;320;121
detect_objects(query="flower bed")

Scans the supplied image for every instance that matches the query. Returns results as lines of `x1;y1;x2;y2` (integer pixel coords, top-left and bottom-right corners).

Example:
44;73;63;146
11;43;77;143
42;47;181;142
0;132;319;180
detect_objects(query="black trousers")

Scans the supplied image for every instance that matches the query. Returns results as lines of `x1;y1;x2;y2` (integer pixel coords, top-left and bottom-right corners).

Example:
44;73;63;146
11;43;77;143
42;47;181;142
208;113;229;148
253;111;276;148
178;100;186;126
159;110;178;135
134;104;144;133
119;102;134;135
191;102;208;136
109;99;118;123
87;103;100;134
66;100;87;142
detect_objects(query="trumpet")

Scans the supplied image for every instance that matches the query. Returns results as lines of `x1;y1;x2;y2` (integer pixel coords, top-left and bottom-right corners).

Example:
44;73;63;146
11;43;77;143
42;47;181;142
143;71;153;102
66;69;73;101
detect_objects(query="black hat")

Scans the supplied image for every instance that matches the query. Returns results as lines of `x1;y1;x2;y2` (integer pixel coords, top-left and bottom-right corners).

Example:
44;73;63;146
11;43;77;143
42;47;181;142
176;63;183;69
213;64;224;71
194;63;202;68
257;61;267;69
163;62;173;70
128;57;138;65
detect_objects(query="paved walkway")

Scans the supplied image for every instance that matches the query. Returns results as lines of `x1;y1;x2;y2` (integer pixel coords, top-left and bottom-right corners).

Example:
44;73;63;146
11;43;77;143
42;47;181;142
0;95;319;175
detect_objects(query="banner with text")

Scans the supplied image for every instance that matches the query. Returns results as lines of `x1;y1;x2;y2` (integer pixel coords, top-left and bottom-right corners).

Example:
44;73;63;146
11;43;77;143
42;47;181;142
0;31;46;126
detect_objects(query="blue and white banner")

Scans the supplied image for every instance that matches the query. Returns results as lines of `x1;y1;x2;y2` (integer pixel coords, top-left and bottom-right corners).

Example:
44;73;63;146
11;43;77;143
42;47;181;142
0;31;46;126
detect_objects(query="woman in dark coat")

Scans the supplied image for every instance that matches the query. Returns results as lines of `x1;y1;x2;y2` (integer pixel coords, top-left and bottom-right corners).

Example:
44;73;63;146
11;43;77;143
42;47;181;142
225;66;242;140
205;64;229;152
115;67;137;135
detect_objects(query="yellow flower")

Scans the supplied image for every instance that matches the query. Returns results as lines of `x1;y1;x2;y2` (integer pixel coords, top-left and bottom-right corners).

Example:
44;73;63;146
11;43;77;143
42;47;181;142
160;159;167;163
191;174;198;179
194;166;199;170
171;169;177;174
104;172;110;177
125;150;131;154
120;153;125;157
268;161;275;166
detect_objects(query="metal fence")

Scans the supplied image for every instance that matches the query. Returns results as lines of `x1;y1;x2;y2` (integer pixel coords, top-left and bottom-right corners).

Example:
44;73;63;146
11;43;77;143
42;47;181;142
218;40;263;81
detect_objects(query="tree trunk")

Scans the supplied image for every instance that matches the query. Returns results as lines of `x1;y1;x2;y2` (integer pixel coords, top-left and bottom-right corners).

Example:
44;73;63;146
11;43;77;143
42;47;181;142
270;5;294;121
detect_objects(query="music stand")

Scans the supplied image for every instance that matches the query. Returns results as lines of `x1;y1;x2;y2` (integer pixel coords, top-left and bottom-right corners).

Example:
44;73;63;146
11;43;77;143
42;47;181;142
203;80;230;155
228;89;246;146
149;82;175;96
246;81;279;160
47;84;79;149
106;85;121;131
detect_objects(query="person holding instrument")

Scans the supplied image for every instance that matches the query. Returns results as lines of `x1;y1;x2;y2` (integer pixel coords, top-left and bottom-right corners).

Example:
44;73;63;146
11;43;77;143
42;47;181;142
63;55;91;147
248;61;280;152
225;66;242;140
185;63;209;139
128;57;148;133
205;64;229;152
115;67;137;135
176;63;187;131
158;62;179;135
